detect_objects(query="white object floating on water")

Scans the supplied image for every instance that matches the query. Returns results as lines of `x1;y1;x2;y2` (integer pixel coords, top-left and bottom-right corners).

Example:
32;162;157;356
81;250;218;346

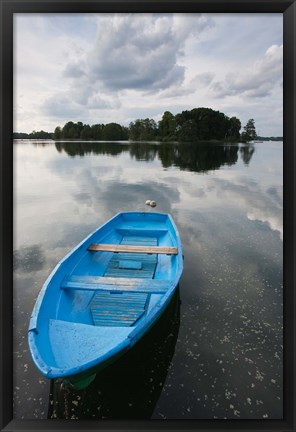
145;200;157;207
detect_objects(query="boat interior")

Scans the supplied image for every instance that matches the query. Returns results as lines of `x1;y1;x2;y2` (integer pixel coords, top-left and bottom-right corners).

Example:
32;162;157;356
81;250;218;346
59;220;178;328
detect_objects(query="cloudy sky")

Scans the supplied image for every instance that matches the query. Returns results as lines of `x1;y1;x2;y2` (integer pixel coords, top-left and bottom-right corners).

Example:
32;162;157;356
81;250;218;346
14;13;283;136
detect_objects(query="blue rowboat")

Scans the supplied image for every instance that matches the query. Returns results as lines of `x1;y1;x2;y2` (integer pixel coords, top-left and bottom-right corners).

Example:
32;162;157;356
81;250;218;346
28;212;183;389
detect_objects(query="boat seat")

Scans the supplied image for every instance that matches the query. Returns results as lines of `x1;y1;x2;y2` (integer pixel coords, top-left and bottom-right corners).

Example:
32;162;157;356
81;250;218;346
90;291;148;327
87;244;178;255
61;275;171;294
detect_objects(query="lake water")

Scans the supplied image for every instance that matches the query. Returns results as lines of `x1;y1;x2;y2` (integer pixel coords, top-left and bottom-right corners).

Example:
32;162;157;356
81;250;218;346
13;140;283;420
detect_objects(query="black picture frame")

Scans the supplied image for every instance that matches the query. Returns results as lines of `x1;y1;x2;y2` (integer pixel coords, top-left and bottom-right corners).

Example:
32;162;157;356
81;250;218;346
1;1;295;431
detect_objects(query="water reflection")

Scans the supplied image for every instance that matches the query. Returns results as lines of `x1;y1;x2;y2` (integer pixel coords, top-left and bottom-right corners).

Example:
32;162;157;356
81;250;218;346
240;143;255;166
48;289;181;419
158;142;240;172
130;142;158;162
55;141;128;157
54;141;255;173
206;177;283;240
13;244;45;272
14;140;282;420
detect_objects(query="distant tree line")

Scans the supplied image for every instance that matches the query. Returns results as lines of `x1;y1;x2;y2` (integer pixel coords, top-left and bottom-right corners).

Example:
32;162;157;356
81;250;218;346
255;136;283;141
13;130;52;139
13;107;281;143
53;121;129;141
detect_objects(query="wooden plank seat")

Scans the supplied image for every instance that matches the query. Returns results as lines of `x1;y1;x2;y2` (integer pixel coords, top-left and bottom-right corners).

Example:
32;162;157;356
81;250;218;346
87;244;178;255
61;275;172;294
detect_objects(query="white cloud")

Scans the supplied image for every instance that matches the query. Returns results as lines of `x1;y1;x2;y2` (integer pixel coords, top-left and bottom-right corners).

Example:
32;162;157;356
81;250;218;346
63;13;213;93
63;62;85;79
190;72;215;89
211;44;283;98
14;13;283;135
42;93;84;119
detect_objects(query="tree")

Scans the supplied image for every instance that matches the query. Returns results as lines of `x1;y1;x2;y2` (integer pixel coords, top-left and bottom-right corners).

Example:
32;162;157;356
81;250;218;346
129;120;143;140
102;123;126;140
227;117;241;141
158;111;176;141
141;118;158;140
80;124;92;140
91;124;104;140
53;126;62;140
241;119;257;142
62;121;76;139
177;119;198;142
174;108;240;142
29;130;52;139
76;122;84;137
129;118;158;141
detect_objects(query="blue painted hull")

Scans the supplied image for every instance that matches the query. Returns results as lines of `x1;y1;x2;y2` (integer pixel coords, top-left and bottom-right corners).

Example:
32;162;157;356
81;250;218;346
28;212;183;389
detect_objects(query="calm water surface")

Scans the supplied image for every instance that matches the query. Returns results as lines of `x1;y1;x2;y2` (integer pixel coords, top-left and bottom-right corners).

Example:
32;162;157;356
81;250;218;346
13;140;283;420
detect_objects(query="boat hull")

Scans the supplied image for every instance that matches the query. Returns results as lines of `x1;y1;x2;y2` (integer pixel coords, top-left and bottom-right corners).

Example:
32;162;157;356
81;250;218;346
28;212;183;388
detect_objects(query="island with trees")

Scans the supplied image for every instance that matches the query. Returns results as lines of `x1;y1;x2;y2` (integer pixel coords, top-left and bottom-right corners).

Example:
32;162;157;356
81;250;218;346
13;107;282;143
